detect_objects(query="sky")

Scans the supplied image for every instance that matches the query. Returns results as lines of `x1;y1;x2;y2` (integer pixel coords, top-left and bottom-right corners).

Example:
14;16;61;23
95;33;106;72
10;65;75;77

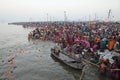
0;0;120;22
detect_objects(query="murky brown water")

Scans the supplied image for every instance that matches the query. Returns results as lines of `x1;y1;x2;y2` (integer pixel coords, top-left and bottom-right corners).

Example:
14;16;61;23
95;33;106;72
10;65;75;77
0;23;81;80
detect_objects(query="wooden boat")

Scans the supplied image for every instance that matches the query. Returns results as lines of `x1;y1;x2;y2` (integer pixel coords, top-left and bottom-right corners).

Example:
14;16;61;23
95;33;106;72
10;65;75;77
51;48;84;70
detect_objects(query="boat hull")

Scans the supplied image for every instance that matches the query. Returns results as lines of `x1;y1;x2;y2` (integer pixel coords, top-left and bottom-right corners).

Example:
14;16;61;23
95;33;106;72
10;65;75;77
51;49;84;70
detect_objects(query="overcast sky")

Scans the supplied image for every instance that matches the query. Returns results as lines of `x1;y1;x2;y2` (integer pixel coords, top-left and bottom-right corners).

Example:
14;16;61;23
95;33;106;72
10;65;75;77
0;0;120;22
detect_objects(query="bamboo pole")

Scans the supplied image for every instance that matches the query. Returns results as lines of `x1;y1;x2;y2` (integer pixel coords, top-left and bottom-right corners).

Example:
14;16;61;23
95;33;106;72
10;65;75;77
83;59;120;71
83;59;99;68
111;69;120;71
80;71;85;80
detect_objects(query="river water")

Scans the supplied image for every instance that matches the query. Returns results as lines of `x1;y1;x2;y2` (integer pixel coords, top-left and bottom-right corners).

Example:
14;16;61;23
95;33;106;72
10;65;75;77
0;23;82;80
0;23;112;80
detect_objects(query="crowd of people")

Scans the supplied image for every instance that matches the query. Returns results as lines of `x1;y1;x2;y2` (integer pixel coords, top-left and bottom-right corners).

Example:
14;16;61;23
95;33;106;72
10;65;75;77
28;21;120;80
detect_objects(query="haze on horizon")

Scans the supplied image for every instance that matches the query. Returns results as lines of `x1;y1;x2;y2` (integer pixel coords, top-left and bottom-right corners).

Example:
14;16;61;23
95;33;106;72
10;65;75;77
0;0;120;22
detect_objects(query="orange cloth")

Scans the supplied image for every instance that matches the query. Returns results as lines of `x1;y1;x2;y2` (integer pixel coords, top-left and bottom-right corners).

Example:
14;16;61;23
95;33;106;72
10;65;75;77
94;37;101;43
107;39;115;50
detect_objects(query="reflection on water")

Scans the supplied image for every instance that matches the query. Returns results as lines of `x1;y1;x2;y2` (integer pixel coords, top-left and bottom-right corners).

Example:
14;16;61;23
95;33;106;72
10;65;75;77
0;23;81;80
0;23;34;49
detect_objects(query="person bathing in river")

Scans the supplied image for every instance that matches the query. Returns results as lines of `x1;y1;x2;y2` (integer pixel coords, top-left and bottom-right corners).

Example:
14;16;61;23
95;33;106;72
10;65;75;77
100;61;107;75
28;32;32;41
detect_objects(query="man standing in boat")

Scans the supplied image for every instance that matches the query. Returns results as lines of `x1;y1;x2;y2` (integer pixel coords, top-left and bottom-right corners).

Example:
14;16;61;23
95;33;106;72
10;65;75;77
75;44;83;63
